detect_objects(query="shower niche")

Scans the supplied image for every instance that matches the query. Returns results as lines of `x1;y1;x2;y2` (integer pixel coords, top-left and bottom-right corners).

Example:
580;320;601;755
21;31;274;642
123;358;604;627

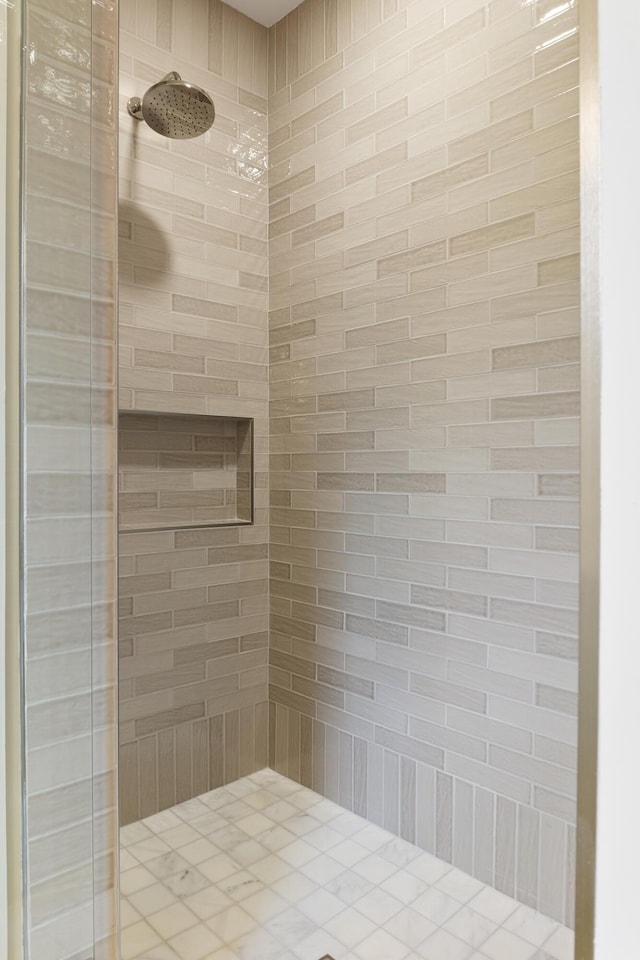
118;411;253;532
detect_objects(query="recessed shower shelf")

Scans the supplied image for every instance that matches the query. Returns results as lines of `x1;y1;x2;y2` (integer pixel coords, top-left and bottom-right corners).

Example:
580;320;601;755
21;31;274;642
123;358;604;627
118;410;254;533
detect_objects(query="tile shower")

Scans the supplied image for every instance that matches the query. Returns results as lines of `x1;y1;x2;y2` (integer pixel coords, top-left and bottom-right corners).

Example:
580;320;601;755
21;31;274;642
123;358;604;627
118;0;579;956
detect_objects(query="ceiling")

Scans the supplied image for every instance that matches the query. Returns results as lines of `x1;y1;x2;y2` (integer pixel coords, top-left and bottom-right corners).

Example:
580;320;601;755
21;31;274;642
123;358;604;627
223;0;302;27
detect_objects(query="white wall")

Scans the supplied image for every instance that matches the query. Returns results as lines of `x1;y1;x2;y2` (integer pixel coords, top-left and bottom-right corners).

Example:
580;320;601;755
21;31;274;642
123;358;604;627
592;2;640;957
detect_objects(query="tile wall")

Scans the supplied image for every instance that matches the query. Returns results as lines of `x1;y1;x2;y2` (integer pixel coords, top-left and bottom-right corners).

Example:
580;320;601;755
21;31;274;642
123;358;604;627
266;0;579;925
22;0;119;956
118;0;271;822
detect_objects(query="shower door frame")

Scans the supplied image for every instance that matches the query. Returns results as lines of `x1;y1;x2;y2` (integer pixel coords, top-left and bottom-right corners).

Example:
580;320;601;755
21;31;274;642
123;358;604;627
3;0;23;955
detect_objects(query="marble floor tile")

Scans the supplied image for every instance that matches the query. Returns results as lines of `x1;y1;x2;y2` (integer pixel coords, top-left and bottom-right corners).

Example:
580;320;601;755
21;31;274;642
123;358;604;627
442;905;498;950
270;870;319;904
297;887;346;924
147;902;201;940
417;927;475;960
383;906;437;949
121;865;159;896
354;928;411;960
325;869;374;905
129;836;173;864
129;882;178;917
207;905;257;943
168;923;222;960
323;906;377;948
541;924;575;960
121;920;163;960
120;770;574;960
263;906;318;947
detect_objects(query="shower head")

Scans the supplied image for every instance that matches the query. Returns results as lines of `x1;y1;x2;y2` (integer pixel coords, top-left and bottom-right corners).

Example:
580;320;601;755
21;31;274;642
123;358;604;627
127;71;215;139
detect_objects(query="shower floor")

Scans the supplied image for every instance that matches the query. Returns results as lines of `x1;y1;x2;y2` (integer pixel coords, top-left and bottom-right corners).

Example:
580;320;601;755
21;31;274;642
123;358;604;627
119;769;574;960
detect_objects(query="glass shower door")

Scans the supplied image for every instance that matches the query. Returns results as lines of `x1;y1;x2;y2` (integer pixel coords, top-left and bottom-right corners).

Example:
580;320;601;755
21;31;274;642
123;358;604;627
18;0;119;957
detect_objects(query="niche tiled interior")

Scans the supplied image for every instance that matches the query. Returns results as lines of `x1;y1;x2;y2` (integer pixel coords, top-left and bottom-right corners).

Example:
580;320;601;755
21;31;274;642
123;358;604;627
119;412;254;531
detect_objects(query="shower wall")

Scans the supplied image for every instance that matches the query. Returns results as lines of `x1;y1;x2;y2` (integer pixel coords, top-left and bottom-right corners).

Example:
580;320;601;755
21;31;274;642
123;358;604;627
22;0;118;956
118;0;270;823
267;0;579;925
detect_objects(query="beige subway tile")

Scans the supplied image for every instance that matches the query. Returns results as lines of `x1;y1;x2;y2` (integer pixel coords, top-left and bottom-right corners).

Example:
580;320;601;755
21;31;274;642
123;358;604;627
339;6;406;65
412;349;490;384
449;567;535;602
347;362;411;389
492;116;578;174
491;170;579;222
535;26;579;77
346;450;410;471
410;447;489;472
450;160;536;214
346;406;405;430
346;317;409;349
410;8;485;72
449;213;535;258
316;263;380;298
491;280;579;323
491;227;579;275
377;145;447;198
411;494;488;521
319;219;379;257
538;254;579;286
292;211;345;247
450;57;534;122
534;85;579;131
492;391;579;422
315;90;374;141
411;399;488;428
493;336;579;370
411;55;488;119
291;92;344;137
376;333;446;365
376;381;446;409
535;526;579;554
379;101;450;158
491;60;579;124
536;140;579;182
536;578;579;611
375;426;446;451
491;445;579;472
345;183;410;228
451;264;538;306
346;97;408;147
345;142;408;187
378;239;446;278
449;421;535;448
492;498;578;526
447;519;533;548
377;286;448;324
535;417;580;446
413;154;489;204
412;252;489;292
345;230;408;268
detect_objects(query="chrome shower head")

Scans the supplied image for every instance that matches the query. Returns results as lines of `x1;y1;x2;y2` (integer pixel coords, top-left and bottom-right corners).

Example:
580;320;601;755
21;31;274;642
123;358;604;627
127;71;215;139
